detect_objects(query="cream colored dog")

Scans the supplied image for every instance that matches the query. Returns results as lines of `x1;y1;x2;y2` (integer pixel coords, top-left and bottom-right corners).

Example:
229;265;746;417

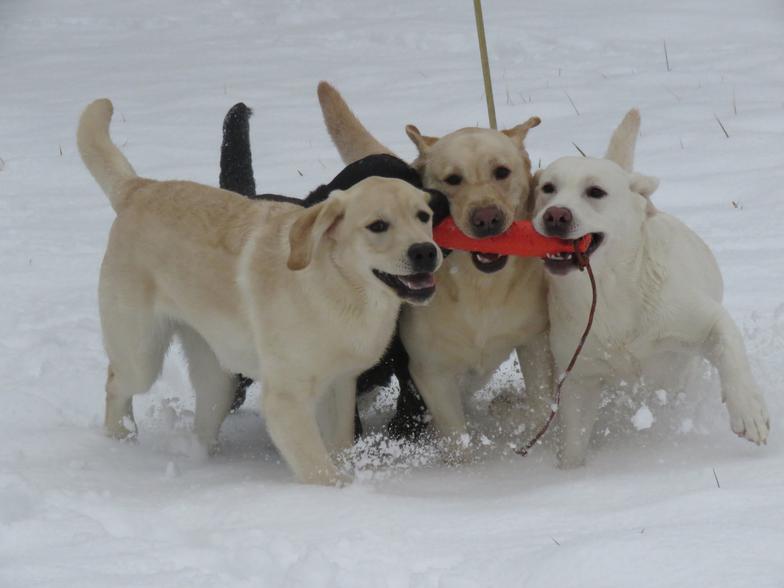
531;109;770;467
318;82;552;454
77;99;442;485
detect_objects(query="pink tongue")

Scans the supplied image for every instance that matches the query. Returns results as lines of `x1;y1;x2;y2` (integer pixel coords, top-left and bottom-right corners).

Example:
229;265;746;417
402;273;435;290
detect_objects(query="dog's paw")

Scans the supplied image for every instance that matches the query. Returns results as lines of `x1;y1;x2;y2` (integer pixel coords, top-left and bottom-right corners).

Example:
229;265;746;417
556;438;589;470
299;465;351;487
556;447;587;470
386;413;429;441
488;390;520;420
105;416;137;441
557;456;587;470
205;440;221;457
490;394;554;446
727;392;770;445
440;433;477;465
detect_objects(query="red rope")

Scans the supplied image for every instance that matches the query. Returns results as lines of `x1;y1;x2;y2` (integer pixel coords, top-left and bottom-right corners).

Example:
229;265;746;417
516;240;598;456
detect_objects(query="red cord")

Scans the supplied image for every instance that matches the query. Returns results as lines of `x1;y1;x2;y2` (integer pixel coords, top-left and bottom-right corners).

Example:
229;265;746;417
516;241;598;456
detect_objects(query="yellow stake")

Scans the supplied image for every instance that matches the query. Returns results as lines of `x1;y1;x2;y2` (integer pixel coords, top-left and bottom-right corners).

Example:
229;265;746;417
473;0;497;129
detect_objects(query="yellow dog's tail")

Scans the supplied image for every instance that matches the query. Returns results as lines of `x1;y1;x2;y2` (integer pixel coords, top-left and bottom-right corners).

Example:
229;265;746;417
77;99;138;212
317;81;394;164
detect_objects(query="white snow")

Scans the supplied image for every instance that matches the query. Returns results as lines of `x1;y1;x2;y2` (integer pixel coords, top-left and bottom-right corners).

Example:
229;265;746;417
2;0;784;586
631;404;655;431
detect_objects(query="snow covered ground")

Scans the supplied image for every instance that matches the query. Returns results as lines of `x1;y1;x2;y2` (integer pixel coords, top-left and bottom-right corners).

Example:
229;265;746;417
2;0;784;585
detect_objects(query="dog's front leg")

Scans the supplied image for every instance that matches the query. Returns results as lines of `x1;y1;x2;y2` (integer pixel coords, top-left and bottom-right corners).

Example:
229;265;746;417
490;332;555;436
263;376;345;485
556;374;602;469
409;360;470;461
704;306;770;444
319;373;357;455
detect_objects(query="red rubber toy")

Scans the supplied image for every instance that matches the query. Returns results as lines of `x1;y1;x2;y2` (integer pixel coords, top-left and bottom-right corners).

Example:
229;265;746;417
433;217;591;258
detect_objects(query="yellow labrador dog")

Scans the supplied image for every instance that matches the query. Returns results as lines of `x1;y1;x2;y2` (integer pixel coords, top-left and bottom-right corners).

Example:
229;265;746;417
318;82;552;456
77;99;441;484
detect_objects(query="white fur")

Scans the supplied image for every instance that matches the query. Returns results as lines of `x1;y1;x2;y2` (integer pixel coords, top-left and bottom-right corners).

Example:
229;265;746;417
531;110;769;467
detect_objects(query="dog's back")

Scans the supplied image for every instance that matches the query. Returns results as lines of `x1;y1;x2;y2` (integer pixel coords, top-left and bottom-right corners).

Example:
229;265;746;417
78;99;296;354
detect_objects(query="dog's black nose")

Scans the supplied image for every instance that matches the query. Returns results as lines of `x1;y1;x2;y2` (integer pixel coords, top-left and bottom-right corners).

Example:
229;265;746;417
470;206;506;237
543;206;573;237
407;242;439;272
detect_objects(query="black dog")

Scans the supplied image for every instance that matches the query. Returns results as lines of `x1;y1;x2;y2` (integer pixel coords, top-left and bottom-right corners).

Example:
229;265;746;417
219;103;446;438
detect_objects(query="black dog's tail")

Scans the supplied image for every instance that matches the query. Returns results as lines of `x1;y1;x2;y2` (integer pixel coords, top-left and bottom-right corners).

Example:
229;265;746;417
220;103;256;414
220;103;256;197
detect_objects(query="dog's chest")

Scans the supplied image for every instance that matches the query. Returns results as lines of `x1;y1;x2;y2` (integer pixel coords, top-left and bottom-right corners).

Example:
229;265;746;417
551;282;681;381
309;297;399;375
405;256;547;373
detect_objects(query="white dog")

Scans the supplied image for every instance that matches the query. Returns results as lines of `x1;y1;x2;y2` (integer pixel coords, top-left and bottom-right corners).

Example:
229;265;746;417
77;99;442;484
530;109;769;468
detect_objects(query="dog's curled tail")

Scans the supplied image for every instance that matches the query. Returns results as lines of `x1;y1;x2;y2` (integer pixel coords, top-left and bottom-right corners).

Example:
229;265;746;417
317;81;394;164
77;99;138;212
604;108;640;172
220;102;256;197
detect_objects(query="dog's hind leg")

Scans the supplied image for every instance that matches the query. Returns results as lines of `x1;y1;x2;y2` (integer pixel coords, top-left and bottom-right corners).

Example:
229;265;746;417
704;307;770;445
387;365;430;440
319;373;357;455
178;325;235;452
263;375;344;485
100;281;173;440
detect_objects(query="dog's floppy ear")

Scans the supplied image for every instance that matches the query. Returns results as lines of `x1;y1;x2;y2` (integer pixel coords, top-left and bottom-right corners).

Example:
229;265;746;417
605;109;640;172
405;125;439;157
630;172;659;199
502;116;541;145
287;194;347;270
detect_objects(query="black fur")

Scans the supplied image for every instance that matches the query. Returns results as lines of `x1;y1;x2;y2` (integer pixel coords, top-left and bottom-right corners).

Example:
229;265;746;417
220;103;256;197
219;103;444;439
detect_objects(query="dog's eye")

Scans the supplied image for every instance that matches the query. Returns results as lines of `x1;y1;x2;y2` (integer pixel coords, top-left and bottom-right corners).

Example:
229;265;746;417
417;211;431;223
541;182;556;194
494;166;511;180
366;220;390;233
586;186;607;199
444;174;463;186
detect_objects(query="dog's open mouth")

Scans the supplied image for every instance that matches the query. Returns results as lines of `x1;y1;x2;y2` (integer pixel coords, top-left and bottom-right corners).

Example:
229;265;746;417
470;252;508;273
543;233;604;275
373;270;436;303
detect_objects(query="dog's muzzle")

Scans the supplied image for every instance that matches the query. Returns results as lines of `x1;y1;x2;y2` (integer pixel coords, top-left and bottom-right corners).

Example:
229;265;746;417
373;269;436;303
469;205;507;238
543;232;604;275
542;206;573;238
407;242;439;273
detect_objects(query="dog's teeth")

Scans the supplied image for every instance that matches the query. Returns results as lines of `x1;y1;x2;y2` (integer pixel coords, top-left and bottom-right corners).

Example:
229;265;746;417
546;252;574;261
400;274;434;290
